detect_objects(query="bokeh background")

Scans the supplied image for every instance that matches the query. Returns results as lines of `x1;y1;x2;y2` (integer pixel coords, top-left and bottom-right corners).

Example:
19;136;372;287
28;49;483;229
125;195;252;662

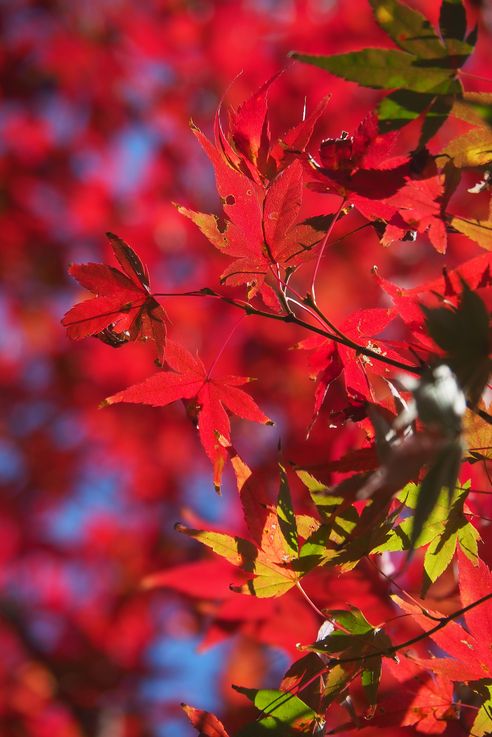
1;1;491;735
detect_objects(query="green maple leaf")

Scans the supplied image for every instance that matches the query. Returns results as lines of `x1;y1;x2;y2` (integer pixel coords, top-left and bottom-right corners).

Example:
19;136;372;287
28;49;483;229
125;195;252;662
301;608;392;712
374;481;480;593
291;0;477;144
233;688;319;736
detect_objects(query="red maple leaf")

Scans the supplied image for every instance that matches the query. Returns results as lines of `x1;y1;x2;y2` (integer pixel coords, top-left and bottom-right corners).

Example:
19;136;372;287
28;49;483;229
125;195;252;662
306;113;448;252
103;340;272;490
373;252;492;363
395;551;492;683
307;112;408;210
297;307;401;429
368;656;456;734
62;232;167;363
177;82;333;299
381;155;448;254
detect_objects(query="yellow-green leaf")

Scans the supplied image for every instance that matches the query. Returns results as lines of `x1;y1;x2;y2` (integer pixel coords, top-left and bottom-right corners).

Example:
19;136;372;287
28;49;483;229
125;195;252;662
470;684;492;737
451;216;492;250
290;49;457;94
175;204;229;251
175;524;257;568
441;128;492;168
464;405;492;463
370;0;445;58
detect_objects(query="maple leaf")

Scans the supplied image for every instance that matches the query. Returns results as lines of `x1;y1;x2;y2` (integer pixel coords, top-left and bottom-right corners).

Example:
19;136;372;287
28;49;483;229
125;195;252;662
177;156;331;299
374;481;480;594
450;215;492;251
103;340;272;490
182;704;231;737
305;112;409;208
381;154;448;253
214;74;330;182
175;467;316;596
177;83;334;298
368;656;456;734
62;232;167;363
306;120;449;252
422;280;491;405
463;401;492;463
470;683;492;737
292;0;476;144
297;306;401;429
296;608;393;721
232;686;319;735
372;253;492;367
394;551;492;684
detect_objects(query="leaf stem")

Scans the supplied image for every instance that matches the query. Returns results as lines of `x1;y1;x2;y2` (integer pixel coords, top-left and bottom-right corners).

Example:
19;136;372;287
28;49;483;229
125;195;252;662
153;287;423;374
295;580;326;619
311;196;346;304
206;314;246;379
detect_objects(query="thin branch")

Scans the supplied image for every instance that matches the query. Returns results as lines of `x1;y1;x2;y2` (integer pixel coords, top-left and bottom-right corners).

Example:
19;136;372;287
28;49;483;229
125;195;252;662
261;590;492;720
326;590;492;667
303;292;354;342
153;287;422;374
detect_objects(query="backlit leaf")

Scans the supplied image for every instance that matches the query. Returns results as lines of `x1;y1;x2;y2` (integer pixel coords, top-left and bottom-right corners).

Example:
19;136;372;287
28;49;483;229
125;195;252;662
291;49;457;94
451;216;492;250
234;687;318;735
182;705;231;737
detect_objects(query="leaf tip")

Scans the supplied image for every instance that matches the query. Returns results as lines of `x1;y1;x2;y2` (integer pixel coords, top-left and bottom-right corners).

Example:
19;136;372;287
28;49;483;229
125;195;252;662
174;522;187;533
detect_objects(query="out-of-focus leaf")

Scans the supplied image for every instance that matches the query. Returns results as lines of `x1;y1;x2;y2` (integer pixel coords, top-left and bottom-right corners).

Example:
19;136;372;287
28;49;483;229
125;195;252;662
182;704;231;737
422;283;491;405
439;0;467;44
410;438;463;551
